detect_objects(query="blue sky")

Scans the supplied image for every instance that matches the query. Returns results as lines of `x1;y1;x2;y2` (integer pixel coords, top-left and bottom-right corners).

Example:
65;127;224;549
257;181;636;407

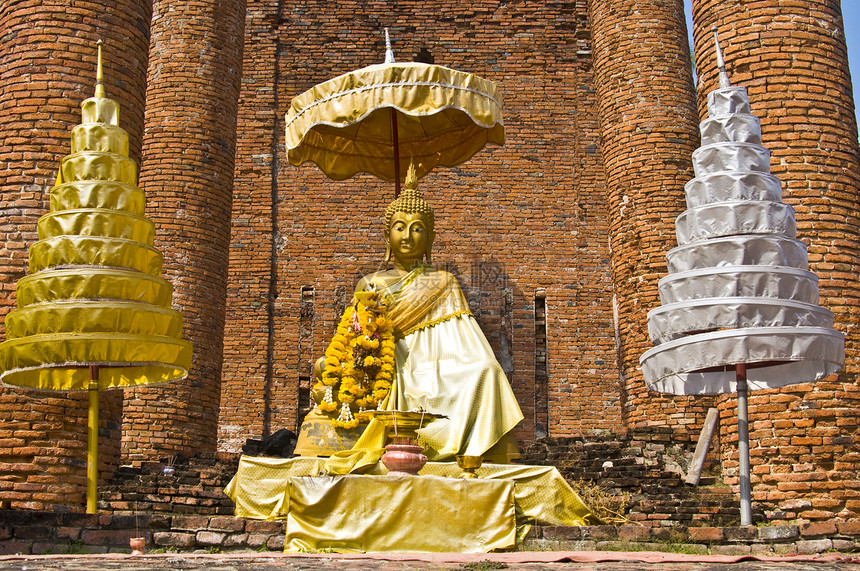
685;2;860;126
841;2;860;125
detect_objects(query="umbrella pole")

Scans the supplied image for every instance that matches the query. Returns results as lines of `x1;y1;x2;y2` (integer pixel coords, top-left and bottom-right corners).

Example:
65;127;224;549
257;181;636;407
736;362;752;525
391;108;401;197
87;364;99;514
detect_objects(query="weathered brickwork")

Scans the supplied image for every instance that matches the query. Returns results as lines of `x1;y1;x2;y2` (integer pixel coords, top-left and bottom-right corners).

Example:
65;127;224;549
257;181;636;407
7;507;860;555
692;0;860;521
123;0;247;462
587;0;714;437
1;0;859;522
0;0;151;510
219;0;622;449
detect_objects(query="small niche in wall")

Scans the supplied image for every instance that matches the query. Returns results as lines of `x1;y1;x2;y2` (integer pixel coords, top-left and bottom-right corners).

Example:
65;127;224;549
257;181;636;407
534;289;549;438
296;286;315;430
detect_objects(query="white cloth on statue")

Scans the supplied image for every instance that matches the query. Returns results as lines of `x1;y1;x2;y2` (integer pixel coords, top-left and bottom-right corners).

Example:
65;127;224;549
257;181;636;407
388;313;524;461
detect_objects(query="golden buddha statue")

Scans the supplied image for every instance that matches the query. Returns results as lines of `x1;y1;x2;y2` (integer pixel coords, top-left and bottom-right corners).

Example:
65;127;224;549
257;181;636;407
295;165;523;466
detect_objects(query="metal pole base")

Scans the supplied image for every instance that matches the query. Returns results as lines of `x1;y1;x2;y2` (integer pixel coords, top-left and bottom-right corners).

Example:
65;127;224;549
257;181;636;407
86;365;99;514
736;363;752;526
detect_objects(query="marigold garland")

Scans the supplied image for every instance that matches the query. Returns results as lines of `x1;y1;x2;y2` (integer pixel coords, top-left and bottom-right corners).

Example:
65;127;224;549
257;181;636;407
315;288;395;429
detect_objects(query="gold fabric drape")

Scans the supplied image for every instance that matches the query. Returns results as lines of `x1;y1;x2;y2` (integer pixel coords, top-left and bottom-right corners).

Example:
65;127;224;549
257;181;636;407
16;268;174;308
285;62;505;182
286;474;516;553
225;455;600;531
38;209;155;244
379;267;522;461
382;265;473;337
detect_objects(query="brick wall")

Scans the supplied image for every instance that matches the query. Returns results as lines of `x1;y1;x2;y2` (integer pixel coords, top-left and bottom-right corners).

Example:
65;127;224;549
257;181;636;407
219;0;622;450
4;509;860;555
587;0;713;438
0;0;151;510
1;0;858;522
123;0;246;462
692;0;860;521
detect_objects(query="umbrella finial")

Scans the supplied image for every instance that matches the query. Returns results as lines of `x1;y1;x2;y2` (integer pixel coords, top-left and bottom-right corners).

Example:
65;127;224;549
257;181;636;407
713;25;731;89
95;39;106;98
384;28;395;63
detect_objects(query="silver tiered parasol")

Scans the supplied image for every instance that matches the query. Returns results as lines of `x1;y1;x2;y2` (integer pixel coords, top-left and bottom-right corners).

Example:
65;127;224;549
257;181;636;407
640;29;844;525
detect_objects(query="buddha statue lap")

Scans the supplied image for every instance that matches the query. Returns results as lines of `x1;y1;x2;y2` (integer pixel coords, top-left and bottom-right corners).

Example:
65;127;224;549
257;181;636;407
294;167;523;466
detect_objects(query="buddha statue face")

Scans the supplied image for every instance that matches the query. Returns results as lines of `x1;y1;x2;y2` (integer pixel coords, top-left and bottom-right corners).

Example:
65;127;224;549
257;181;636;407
383;161;435;268
387;211;434;268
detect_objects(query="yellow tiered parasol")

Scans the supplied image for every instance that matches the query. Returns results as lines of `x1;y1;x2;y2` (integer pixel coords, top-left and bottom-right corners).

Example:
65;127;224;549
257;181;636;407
285;30;505;194
0;42;192;513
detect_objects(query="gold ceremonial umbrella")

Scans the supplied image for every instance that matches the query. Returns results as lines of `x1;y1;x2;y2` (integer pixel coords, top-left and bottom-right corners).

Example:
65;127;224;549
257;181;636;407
285;30;505;194
0;43;192;513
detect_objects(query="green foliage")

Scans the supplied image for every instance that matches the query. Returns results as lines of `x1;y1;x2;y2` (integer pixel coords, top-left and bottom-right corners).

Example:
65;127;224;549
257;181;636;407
66;539;85;554
149;545;177;554
462;562;508;571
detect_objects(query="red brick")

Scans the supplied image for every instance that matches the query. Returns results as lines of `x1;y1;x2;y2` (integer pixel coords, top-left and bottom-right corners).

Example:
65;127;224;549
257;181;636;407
689;527;724;542
124;0;246;462
1;0;858;523
0;0;149;511
800;521;838;537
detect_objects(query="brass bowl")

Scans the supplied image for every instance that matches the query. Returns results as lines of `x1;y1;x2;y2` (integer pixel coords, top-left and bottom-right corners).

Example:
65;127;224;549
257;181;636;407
371;410;441;442
456;455;483;478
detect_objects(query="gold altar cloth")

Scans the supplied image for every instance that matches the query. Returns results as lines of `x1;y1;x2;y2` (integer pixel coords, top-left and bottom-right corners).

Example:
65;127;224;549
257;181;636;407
286;474;516;553
225;456;599;531
285;62;504;182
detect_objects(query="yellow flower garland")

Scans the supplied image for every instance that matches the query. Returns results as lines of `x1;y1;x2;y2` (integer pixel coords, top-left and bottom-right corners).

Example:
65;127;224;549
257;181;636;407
316;288;395;429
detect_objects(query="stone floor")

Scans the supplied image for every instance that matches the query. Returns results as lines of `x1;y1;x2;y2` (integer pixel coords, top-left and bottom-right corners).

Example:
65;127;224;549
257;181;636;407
0;552;857;571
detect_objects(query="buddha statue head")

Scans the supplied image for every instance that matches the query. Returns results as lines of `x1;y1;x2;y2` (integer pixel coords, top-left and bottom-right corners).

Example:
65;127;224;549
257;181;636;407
384;163;435;267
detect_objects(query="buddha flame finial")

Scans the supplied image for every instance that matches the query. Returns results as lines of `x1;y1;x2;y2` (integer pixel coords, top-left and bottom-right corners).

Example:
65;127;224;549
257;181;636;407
384;158;435;237
712;26;731;89
404;160;418;190
384;28;395;64
95;39;106;98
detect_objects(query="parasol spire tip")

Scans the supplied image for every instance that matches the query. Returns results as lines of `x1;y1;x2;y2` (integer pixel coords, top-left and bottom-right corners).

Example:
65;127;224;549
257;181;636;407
95;39;106;98
712;26;732;89
384;28;395;63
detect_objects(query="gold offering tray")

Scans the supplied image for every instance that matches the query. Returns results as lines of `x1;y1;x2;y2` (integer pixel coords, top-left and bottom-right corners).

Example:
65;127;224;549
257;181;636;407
371;410;444;441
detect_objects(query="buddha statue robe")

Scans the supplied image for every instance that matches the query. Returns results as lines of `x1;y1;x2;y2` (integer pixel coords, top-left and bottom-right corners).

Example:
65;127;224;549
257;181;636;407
363;264;523;462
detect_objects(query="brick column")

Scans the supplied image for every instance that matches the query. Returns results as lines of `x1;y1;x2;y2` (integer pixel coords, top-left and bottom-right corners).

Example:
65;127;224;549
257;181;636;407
693;0;860;520
587;0;709;435
122;0;246;461
0;1;151;509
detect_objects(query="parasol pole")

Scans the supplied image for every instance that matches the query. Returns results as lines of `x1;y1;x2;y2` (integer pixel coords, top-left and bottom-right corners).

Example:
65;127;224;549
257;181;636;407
391;108;401;197
383;29;402;197
87;364;99;514
736;362;752;525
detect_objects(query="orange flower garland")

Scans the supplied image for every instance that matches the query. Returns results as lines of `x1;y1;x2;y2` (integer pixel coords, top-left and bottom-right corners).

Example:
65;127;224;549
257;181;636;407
316;288;395;429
